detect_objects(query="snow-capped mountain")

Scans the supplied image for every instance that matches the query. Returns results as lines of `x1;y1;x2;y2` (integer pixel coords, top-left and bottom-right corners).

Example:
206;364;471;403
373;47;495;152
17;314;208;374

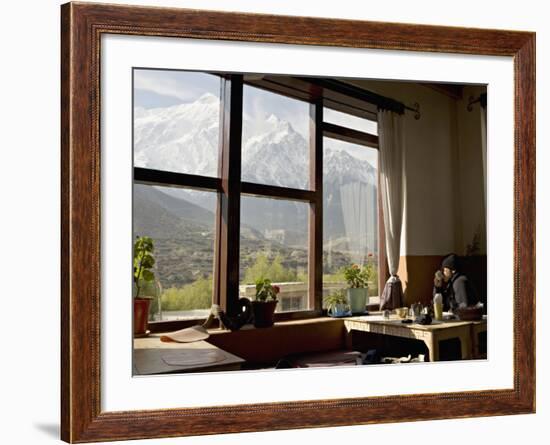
134;93;376;189
134;94;378;252
241;113;309;189
134;93;220;177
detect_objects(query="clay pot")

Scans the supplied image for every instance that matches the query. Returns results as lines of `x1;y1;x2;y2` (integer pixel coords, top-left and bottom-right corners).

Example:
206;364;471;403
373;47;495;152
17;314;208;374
133;297;152;335
251;300;278;328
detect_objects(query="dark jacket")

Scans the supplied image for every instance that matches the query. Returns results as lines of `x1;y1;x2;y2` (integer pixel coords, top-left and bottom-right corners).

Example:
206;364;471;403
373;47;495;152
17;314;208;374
433;272;479;312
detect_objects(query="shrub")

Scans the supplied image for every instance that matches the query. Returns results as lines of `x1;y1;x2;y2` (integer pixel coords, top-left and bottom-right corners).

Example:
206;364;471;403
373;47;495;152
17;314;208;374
243;253;299;284
160;276;212;311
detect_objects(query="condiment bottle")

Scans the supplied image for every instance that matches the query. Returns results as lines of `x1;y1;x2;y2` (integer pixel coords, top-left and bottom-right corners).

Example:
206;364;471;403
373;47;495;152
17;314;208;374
433;293;443;321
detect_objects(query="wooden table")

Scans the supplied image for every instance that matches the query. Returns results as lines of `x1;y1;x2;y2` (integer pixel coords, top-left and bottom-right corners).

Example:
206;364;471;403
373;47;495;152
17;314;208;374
344;314;487;361
133;334;245;375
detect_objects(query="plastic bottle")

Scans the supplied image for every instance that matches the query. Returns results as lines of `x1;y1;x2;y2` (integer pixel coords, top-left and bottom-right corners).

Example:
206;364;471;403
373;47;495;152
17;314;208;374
433;293;443;321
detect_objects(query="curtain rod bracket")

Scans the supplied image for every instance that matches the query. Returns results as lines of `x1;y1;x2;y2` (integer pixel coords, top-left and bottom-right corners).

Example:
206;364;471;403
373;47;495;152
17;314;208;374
404;102;421;120
467;93;487;111
467;95;478;112
412;102;421;120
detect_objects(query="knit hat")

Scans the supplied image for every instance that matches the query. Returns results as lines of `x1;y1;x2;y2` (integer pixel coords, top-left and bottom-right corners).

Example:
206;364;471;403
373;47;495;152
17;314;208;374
441;254;460;271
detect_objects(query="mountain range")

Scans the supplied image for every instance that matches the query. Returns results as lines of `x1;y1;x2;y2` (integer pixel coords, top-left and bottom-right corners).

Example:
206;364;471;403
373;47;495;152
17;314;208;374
133;93;378;286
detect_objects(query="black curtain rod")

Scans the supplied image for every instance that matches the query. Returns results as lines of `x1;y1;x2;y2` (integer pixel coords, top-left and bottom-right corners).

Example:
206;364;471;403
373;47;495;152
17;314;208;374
295;77;421;119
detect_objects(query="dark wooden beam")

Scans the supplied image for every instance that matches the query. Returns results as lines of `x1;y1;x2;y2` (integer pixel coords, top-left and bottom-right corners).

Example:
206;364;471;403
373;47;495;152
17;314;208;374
421;82;464;99
309;100;323;312
299;77;405;114
149;318;218;333
322;122;379;149
244;77;318;103
246;75;379;122
323;98;378;122
215;75;243;316
241;182;317;203
273;309;324;322
133;167;221;191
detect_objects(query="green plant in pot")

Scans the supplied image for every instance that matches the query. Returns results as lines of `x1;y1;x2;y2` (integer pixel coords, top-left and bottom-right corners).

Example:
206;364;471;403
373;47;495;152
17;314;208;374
251;278;279;328
343;263;373;314
133;235;156;335
324;289;350;317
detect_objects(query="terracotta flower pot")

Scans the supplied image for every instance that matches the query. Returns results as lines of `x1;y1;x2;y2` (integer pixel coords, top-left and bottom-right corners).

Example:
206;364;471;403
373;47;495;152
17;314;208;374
251;300;278;328
134;297;152;335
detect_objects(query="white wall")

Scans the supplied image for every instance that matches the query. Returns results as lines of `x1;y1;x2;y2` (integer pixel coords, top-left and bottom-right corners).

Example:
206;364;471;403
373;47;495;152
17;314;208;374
351;79;486;256
456;85;487;255
2;1;546;445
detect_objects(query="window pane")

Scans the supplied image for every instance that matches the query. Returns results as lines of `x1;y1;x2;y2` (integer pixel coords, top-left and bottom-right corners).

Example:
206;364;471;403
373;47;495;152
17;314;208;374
133;69;221;177
324;107;378;135
133;184;216;321
323;137;379;306
240;196;309;312
242;85;310;189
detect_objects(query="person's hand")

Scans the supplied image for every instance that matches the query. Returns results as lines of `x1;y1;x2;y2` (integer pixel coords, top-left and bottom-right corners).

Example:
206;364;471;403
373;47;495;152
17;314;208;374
434;270;444;287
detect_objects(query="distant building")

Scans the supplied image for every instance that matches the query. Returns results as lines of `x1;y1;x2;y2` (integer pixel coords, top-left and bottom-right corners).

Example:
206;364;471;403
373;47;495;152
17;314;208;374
264;229;286;244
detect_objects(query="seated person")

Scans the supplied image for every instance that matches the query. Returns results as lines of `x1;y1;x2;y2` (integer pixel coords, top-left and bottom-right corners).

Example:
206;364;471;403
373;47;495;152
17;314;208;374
433;254;479;312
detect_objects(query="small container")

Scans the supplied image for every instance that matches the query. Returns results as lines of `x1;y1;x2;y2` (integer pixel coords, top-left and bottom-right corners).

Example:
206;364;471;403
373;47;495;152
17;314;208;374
411;302;422;318
395;307;408;318
433;293;443;321
383;310;391;319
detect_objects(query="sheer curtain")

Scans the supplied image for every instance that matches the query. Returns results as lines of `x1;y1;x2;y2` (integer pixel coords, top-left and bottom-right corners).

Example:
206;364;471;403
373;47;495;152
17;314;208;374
340;181;375;266
378;109;406;310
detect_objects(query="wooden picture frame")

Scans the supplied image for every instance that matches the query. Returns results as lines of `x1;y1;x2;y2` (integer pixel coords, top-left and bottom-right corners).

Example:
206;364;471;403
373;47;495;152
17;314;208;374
61;1;535;442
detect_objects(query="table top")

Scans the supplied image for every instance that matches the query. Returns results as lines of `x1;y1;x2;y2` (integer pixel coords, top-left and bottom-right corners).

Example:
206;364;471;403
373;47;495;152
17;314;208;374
345;313;487;332
133;334;245;375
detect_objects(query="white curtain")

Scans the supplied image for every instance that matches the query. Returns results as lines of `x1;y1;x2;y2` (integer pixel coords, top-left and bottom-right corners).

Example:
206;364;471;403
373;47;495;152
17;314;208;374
340;181;376;266
378;109;406;278
377;109;406;310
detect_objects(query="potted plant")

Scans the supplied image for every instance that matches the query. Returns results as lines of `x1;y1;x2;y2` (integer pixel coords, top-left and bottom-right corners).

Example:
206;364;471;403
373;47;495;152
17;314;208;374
251;278;279;328
343;263;373;314
133;235;156;336
324;289;350;317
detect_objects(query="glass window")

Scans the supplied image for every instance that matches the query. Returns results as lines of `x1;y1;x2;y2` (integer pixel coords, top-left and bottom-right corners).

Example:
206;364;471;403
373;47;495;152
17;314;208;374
239;196;309;312
133;69;221;177
133;184;217;321
322;137;379;303
324;107;378;135
241;85;310;190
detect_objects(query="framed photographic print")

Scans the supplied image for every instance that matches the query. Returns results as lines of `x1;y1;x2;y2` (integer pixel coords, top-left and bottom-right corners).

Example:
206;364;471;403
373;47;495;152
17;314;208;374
61;1;535;442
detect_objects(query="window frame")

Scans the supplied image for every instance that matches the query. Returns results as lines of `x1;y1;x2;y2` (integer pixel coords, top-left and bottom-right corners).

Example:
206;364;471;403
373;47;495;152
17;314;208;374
133;71;384;330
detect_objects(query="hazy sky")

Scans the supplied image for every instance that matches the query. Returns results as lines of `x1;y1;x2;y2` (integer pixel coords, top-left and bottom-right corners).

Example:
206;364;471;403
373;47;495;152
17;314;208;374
133;68;378;166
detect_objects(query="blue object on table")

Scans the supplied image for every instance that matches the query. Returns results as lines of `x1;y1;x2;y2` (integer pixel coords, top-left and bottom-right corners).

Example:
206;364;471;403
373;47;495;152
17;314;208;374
328;304;352;317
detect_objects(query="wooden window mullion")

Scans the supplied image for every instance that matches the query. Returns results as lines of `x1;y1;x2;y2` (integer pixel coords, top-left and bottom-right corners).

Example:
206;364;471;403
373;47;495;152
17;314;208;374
215;74;243;316
309;100;323;312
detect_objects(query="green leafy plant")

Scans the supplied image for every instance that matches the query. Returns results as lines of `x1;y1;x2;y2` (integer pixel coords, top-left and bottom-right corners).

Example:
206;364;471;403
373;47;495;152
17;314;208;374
243;253;300;284
343;263;373;288
254;278;280;302
133;235;156;298
160;277;212;311
323;289;348;312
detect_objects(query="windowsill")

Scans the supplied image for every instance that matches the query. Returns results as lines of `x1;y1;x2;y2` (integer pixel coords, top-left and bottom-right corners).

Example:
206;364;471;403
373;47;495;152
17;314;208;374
207;316;343;336
148;308;325;333
148;296;380;334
